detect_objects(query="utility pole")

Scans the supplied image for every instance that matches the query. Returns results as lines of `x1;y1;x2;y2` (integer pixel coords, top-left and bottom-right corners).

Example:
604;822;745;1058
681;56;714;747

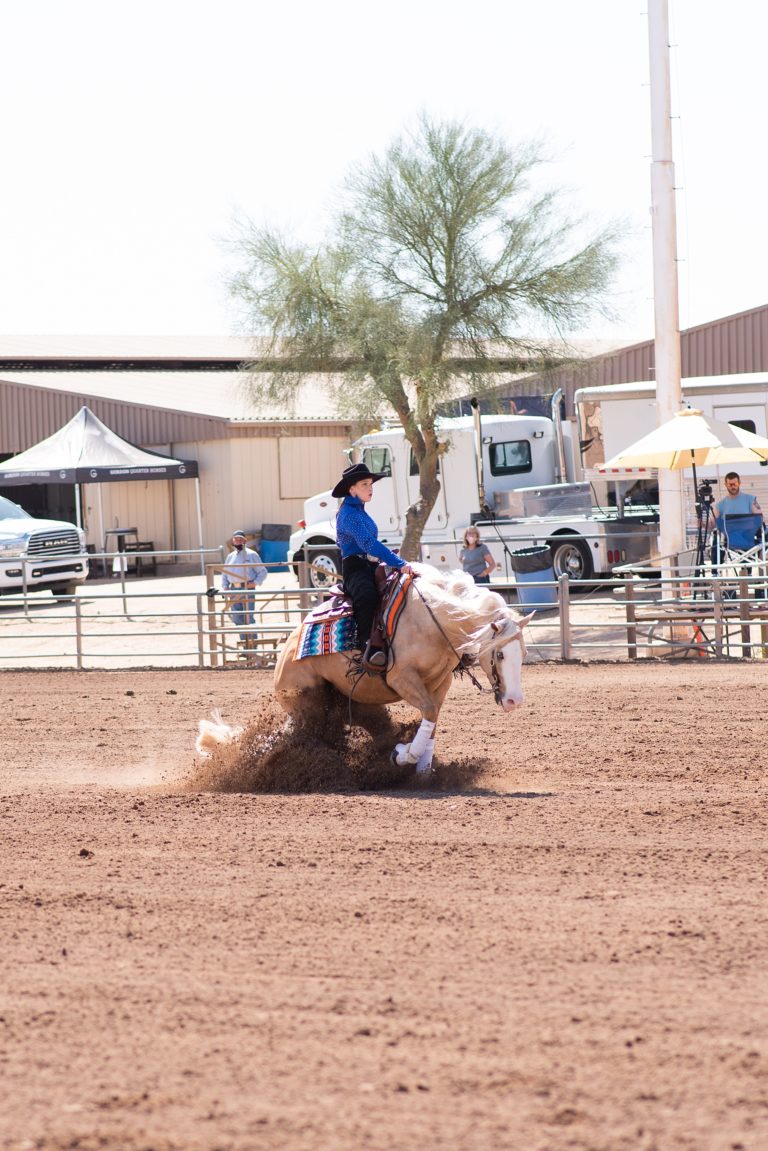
648;0;685;561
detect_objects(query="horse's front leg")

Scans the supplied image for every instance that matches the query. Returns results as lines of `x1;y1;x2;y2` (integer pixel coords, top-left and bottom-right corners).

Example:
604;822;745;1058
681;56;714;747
394;718;436;772
388;670;451;774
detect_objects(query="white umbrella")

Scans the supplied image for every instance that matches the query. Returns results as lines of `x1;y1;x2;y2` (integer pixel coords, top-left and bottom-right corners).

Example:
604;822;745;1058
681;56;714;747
599;408;768;471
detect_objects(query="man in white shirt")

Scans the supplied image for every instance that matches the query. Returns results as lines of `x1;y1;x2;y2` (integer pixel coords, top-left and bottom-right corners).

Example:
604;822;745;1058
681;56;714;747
221;530;268;643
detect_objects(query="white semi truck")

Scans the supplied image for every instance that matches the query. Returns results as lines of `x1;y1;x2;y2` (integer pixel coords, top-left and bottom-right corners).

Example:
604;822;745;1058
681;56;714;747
288;392;659;588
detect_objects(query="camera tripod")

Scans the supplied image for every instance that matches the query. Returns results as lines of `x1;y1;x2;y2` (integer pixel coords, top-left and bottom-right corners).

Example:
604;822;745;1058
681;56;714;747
693;478;716;582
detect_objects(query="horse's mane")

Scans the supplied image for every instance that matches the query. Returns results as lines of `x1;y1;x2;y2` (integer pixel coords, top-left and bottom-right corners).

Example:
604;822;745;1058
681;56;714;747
410;564;514;654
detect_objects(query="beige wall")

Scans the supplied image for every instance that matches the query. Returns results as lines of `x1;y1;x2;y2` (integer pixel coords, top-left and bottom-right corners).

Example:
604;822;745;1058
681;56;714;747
79;430;350;564
174;431;349;558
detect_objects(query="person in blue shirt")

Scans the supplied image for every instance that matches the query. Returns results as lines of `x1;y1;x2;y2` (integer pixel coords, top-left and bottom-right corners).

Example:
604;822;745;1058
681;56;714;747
708;472;764;570
333;462;416;671
221;529;268;644
711;472;762;525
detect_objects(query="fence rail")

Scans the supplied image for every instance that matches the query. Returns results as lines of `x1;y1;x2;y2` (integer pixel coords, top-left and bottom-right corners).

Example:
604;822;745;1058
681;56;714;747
2;564;768;669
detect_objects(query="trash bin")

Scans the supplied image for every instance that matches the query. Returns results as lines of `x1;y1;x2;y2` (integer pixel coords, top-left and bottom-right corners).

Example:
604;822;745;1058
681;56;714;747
509;546;557;609
261;524;292;542
259;523;291;573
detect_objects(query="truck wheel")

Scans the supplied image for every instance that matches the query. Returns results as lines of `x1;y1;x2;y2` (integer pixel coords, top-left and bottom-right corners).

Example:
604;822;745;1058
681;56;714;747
548;537;593;581
304;539;341;590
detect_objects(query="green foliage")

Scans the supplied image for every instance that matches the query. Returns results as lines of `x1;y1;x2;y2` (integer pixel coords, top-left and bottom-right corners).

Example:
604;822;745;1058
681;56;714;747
229;116;622;555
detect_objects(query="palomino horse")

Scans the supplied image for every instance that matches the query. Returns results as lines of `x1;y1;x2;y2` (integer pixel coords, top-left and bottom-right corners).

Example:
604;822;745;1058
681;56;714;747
272;565;532;774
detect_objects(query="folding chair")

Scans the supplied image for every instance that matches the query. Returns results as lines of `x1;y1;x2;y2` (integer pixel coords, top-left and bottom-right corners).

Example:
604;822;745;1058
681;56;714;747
713;512;767;604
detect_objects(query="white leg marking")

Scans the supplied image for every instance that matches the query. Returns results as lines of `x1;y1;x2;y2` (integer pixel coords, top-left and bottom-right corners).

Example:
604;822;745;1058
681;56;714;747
415;738;435;775
393;719;436;767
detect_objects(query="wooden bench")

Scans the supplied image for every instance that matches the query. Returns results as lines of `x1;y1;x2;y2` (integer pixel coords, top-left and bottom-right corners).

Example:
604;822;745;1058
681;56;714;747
237;625;293;668
209;617;293;668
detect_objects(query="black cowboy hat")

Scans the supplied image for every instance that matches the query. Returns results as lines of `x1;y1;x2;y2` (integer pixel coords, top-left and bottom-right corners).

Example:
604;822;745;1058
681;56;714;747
331;462;386;499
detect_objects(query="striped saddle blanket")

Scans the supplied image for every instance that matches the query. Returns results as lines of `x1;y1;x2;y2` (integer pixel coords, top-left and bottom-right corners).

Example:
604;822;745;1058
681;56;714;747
294;570;414;661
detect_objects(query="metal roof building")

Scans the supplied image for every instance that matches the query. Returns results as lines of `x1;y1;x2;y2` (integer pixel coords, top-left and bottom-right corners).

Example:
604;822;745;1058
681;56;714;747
0;337;362;562
475;304;768;416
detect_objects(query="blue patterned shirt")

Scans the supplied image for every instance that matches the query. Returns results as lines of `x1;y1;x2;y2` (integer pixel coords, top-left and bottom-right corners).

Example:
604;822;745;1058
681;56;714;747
336;495;404;567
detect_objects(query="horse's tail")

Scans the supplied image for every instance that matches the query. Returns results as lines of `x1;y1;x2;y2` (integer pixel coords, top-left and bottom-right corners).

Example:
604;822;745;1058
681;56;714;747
195;709;243;757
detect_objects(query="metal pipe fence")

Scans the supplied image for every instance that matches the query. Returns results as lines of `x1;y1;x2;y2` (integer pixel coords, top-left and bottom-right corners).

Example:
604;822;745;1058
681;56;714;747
2;565;768;669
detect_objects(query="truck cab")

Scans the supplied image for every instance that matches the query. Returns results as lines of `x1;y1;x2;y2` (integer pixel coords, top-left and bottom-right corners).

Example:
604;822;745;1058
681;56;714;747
0;495;89;596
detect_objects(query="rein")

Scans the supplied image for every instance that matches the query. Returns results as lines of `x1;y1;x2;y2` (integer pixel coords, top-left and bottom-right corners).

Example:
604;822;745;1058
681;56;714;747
410;580;484;692
411;579;521;700
341;577;523;721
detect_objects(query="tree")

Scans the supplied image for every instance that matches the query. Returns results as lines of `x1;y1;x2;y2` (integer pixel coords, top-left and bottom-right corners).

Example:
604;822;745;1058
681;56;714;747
229;116;621;560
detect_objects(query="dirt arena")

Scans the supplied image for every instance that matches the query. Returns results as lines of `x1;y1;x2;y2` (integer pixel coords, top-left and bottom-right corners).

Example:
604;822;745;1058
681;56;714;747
2;661;767;1151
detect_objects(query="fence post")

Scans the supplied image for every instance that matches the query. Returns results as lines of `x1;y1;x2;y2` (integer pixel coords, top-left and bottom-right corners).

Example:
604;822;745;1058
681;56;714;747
298;561;313;617
196;594;206;669
558;574;570;661
75;595;83;671
204;564;219;668
713;580;724;656
624;577;638;660
738;576;750;658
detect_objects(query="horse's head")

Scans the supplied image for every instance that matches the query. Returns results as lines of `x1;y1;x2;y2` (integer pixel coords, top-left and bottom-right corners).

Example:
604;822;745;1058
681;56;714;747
478;612;533;712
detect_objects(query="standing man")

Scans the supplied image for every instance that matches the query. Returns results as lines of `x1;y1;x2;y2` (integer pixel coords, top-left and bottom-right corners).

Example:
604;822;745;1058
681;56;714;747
221;530;268;644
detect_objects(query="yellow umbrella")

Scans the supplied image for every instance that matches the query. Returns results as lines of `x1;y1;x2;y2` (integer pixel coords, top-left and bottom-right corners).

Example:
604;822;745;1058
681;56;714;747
599;408;768;471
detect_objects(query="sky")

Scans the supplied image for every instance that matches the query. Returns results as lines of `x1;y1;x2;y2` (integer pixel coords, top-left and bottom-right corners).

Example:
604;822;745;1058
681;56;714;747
2;0;767;344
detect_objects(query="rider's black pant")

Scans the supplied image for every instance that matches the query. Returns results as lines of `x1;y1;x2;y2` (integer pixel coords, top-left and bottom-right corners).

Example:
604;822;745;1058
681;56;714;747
342;555;379;649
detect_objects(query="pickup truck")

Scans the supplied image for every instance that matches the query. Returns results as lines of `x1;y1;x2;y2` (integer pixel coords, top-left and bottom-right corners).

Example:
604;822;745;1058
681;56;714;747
0;495;89;596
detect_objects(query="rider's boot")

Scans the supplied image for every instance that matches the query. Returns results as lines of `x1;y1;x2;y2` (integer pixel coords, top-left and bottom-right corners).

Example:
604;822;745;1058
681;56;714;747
362;641;387;674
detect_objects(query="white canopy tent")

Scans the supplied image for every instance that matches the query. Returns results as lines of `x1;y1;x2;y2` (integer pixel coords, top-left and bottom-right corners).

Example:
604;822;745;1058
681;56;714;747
0;406;204;571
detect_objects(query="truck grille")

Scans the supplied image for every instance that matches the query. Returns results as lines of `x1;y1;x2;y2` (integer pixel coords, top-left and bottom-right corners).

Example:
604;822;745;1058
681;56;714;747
26;529;82;558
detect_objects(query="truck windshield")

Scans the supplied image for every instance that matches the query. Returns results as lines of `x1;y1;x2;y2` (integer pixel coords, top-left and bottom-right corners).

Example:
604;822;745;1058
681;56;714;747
489;440;532;476
0;496;29;521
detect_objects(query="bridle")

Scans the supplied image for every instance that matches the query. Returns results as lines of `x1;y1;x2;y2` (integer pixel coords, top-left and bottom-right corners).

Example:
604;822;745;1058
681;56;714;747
455;617;525;704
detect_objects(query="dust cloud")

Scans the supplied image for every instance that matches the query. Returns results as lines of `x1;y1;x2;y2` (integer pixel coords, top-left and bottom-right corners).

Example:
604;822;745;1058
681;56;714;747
185;692;486;794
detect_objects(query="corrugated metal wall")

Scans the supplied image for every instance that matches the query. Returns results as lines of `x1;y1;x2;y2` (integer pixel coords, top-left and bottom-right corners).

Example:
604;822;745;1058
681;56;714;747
0;381;229;454
79;431;353;557
83;478;173;555
518;303;768;413
168;433;352;556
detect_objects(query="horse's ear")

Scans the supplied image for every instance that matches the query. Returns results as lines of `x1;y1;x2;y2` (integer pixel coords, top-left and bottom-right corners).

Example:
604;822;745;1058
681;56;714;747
517;611;536;628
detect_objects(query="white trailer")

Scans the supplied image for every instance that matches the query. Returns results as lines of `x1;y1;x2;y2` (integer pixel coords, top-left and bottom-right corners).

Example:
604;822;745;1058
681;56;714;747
288;398;658;588
575;372;768;541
